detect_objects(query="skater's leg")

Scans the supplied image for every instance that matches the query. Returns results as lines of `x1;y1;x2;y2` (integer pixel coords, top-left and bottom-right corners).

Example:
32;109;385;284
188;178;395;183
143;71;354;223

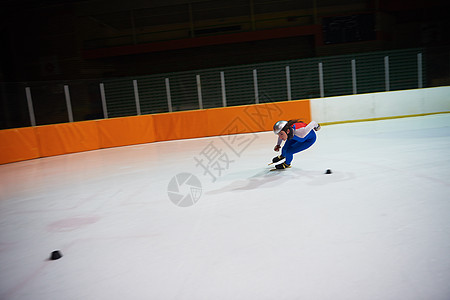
283;135;316;165
281;140;295;165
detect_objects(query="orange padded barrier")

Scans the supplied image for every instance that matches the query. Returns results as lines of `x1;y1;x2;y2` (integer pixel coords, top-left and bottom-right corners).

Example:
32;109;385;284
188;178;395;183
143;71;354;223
0;99;311;164
152;110;209;141
97;115;156;148
36;121;100;157
206;105;260;136
270;100;312;125
206;100;311;136
0;127;40;164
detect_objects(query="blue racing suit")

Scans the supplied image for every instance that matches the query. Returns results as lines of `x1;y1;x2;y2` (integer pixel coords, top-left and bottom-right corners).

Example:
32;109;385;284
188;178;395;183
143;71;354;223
277;121;318;165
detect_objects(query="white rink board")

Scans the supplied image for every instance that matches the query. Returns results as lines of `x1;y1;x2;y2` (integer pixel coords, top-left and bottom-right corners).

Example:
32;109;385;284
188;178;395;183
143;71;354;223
311;86;450;123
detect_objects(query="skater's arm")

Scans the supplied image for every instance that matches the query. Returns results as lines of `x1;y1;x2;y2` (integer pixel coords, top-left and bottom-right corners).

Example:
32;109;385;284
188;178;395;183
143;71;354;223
274;137;283;151
294;121;319;138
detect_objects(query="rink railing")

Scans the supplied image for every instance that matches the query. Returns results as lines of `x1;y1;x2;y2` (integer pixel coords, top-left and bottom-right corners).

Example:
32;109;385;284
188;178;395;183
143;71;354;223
1;86;450;165
1;47;426;130
29;51;425;124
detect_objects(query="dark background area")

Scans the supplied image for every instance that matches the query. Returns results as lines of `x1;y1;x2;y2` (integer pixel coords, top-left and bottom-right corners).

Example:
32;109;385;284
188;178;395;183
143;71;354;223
0;0;449;129
0;0;449;82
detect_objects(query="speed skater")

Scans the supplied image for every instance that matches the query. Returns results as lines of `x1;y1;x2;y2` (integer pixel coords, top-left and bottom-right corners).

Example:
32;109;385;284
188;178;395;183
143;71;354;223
271;119;321;169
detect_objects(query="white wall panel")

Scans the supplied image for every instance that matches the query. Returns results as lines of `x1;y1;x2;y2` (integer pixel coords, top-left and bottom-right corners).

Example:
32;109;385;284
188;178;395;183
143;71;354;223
310;87;450;124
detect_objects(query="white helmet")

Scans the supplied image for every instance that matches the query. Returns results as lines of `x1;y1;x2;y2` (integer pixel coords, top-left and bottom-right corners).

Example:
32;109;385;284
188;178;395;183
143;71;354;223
273;120;287;134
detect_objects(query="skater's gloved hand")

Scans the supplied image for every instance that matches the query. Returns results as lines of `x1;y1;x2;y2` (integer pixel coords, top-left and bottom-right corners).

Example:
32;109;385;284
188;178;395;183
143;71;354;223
274;145;281;151
314;124;321;131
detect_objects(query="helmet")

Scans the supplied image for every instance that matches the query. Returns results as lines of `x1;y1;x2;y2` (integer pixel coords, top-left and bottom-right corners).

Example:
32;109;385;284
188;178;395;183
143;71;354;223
273;120;287;135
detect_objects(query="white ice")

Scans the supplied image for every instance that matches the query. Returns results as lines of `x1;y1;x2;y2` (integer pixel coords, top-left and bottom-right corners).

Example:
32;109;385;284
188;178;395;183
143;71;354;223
1;114;450;300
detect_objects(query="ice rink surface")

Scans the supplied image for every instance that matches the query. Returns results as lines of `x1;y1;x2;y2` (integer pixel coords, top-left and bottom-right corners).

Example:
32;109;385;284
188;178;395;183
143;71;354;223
1;114;450;300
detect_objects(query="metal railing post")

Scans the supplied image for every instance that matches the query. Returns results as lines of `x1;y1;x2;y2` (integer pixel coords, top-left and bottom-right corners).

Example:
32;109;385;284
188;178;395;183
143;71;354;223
286;66;292;101
196;75;203;109
133;80;141;115
253;69;259;104
351;59;357;94
220;71;227;107
25;87;36;126
384;56;390;91
318;62;324;98
99;83;108;119
64;85;74;122
165;78;173;112
417;53;423;88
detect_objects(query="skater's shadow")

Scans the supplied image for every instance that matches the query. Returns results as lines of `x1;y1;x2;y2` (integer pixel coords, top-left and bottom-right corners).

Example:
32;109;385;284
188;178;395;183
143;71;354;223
206;168;355;195
206;168;292;195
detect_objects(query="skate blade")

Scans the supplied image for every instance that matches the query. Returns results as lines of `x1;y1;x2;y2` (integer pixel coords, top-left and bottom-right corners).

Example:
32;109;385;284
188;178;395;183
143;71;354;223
270;166;291;171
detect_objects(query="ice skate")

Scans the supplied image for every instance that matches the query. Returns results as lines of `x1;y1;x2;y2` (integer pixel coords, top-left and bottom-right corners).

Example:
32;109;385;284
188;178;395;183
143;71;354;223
275;162;291;169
